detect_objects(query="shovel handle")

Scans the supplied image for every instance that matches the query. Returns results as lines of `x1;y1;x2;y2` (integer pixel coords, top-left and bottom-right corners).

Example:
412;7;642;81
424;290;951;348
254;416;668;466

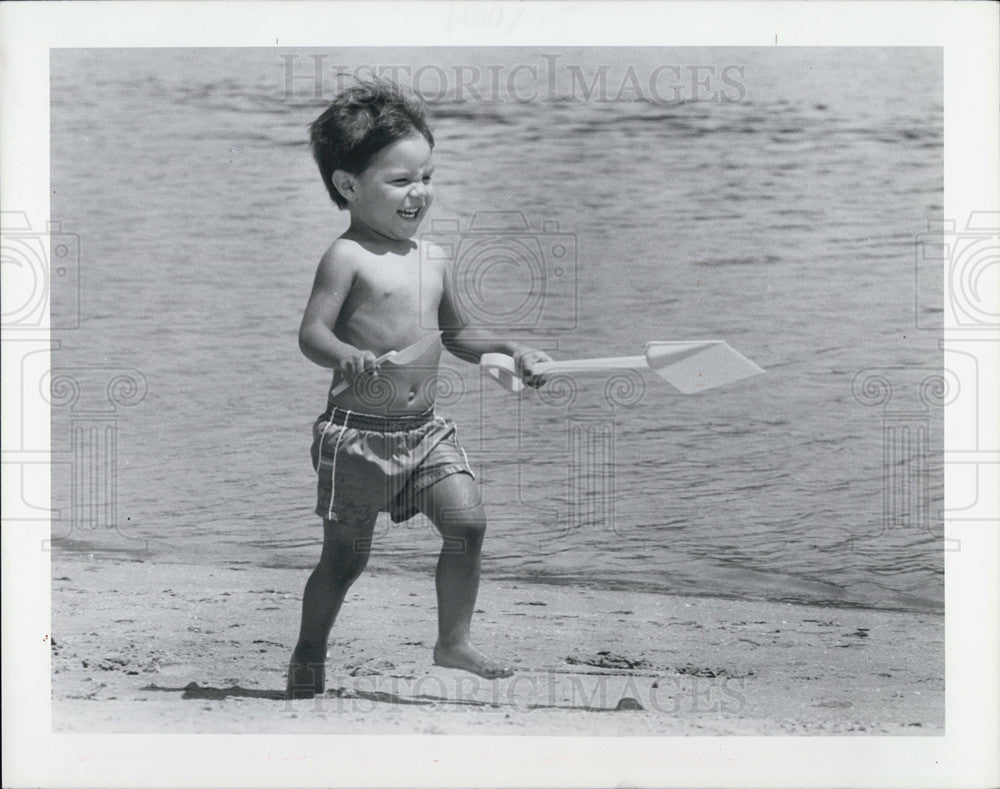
480;353;525;392
534;356;647;374
481;342;764;396
480;353;648;393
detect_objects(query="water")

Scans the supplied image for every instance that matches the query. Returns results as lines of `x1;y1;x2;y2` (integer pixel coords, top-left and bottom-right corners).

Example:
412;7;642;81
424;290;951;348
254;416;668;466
49;48;943;612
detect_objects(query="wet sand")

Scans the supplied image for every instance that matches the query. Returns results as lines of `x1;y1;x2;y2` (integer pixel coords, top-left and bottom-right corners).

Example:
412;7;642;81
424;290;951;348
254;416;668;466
51;555;943;735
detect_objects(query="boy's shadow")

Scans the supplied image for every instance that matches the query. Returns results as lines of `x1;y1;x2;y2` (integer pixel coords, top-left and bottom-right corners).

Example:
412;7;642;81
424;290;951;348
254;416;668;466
141;681;646;712
141;681;437;706
142;682;286;701
142;681;438;706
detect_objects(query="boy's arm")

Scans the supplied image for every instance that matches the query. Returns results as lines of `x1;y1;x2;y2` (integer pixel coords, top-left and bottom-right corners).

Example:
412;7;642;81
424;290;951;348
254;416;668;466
299;245;378;376
438;258;551;385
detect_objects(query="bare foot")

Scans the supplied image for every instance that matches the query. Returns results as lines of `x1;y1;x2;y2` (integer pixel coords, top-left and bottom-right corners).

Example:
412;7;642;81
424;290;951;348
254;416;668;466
433;642;514;679
285;652;325;700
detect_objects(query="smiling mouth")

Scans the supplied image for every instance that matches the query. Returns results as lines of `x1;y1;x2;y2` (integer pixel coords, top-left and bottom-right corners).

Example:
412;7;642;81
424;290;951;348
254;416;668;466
397;207;420;219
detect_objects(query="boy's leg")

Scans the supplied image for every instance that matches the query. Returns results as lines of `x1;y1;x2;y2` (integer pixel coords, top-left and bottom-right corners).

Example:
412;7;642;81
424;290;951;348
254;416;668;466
286;511;377;699
416;473;513;680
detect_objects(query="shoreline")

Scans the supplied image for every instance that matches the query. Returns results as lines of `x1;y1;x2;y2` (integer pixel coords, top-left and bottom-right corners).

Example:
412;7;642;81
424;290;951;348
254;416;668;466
51;555;943;735
53;542;944;617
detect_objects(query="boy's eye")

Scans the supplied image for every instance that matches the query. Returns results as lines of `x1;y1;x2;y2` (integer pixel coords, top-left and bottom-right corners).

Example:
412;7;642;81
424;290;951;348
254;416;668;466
390;175;432;186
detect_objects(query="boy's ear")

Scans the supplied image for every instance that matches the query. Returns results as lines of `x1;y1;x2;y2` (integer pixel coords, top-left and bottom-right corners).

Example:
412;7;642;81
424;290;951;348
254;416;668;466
331;170;357;203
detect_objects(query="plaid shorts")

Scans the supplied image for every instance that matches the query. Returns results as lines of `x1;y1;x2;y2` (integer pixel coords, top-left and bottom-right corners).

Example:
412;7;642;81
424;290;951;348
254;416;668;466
311;406;475;523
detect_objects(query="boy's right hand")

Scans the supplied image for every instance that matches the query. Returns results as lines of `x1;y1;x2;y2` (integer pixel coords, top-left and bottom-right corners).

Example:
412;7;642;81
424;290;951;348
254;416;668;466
338;348;381;382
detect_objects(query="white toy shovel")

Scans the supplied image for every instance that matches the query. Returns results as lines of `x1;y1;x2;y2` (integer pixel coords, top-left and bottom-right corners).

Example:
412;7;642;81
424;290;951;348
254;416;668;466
480;341;764;394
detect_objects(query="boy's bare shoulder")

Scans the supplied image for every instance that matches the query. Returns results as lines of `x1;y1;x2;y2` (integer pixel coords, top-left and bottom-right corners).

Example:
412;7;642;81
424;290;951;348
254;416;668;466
313;236;371;286
320;235;367;268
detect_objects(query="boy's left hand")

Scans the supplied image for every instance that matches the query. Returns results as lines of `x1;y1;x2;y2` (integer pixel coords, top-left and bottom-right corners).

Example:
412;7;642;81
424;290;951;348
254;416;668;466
513;348;553;389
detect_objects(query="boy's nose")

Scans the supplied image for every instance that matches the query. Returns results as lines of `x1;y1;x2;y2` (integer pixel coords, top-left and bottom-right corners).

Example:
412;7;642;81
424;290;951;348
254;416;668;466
408;183;429;201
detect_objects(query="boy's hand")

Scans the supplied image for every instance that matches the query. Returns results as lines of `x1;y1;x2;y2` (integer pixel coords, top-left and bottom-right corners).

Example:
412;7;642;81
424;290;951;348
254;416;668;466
339;348;380;382
513;348;553;389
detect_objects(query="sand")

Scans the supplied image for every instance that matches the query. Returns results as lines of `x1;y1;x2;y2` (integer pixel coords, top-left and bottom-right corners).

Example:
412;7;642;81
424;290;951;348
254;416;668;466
50;555;943;736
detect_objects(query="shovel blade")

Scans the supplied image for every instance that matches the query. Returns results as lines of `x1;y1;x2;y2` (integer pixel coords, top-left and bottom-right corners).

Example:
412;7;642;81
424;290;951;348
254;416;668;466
645;341;764;393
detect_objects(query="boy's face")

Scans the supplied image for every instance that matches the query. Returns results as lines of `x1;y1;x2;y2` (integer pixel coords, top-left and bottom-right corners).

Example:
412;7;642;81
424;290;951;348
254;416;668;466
347;133;434;242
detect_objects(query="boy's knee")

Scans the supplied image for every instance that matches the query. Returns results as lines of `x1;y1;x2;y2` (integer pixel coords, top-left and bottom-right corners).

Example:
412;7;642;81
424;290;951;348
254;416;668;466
441;515;487;554
317;545;370;582
319;515;376;581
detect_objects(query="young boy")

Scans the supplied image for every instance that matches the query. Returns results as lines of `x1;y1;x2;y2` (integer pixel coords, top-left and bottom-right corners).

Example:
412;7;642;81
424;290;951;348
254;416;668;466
287;78;551;699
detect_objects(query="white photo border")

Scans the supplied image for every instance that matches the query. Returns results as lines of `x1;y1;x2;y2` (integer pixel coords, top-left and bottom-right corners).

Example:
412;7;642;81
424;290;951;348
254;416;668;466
1;2;997;787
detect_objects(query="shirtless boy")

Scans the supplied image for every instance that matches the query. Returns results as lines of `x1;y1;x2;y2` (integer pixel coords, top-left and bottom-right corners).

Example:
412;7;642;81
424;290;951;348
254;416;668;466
286;78;551;699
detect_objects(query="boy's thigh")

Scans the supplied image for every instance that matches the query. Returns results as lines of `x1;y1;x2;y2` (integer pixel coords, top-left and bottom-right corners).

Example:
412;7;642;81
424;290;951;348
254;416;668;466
321;509;379;553
415;473;485;533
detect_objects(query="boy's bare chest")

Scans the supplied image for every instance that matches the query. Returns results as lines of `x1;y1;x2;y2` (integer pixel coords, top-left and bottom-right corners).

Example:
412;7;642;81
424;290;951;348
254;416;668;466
349;257;443;315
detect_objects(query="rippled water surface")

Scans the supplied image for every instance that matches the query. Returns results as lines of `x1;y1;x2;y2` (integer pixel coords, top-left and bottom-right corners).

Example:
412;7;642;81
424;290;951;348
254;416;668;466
51;48;943;612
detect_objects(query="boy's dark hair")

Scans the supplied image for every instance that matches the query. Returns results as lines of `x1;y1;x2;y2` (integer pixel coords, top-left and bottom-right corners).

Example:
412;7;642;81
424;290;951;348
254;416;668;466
310;77;434;209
